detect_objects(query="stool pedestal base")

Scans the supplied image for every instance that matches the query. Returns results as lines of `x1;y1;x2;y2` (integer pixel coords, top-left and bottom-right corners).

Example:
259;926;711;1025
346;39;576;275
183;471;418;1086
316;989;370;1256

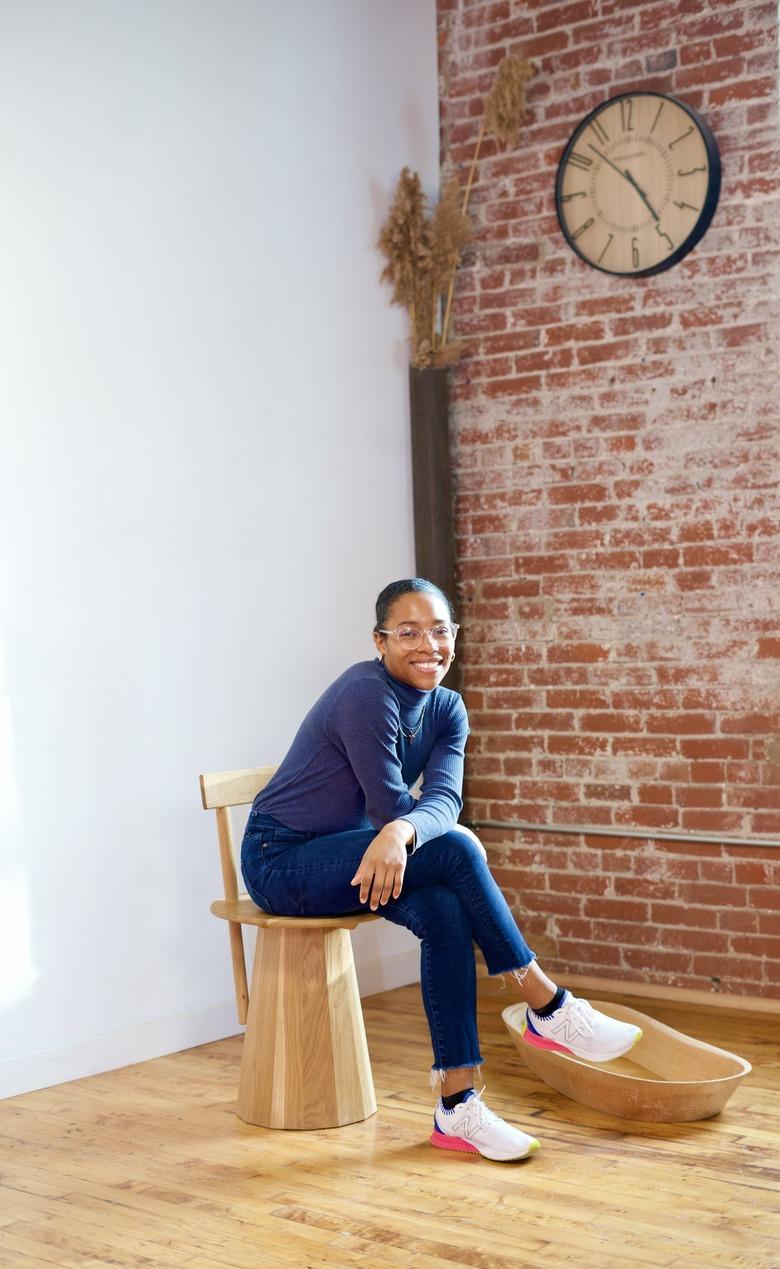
238;925;377;1129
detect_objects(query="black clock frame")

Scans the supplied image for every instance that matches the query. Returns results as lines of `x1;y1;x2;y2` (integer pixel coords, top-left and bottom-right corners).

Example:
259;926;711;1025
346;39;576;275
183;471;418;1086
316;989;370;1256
555;91;722;278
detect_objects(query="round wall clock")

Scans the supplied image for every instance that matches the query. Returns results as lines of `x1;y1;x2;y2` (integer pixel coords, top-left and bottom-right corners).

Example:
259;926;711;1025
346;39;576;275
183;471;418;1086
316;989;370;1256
555;91;721;277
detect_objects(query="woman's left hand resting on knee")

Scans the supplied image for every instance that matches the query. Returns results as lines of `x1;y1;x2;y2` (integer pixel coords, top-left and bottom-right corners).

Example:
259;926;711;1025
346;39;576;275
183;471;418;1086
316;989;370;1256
351;818;415;910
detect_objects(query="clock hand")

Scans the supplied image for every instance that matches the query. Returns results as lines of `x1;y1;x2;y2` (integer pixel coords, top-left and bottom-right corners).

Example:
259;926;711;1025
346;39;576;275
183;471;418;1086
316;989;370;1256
588;142;628;180
622;169;660;222
587;143;660;221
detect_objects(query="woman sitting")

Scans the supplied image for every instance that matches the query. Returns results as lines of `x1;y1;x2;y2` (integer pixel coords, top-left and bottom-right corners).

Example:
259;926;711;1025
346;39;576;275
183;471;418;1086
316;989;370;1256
241;577;640;1162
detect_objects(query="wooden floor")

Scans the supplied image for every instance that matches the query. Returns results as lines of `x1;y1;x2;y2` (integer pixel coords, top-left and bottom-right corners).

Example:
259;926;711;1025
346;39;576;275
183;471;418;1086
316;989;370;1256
1;977;779;1268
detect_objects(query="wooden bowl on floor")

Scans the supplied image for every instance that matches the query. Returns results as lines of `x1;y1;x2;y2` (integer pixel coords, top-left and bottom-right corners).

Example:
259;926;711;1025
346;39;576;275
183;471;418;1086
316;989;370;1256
502;1000;752;1123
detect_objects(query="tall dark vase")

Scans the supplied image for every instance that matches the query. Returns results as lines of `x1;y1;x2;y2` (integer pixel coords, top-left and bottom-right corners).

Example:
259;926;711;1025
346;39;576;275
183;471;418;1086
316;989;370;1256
408;365;462;695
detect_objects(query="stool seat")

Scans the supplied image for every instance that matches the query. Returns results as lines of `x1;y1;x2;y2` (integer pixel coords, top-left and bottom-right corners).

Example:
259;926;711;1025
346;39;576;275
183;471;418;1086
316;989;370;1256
210;896;379;931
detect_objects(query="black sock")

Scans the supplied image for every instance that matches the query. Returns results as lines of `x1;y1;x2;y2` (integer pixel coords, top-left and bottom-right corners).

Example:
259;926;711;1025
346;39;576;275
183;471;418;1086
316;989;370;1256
530;986;566;1018
441;1087;474;1109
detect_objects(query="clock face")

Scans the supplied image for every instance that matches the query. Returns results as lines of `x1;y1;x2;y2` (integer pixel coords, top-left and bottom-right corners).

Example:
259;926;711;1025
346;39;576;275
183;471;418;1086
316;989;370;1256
555;92;721;277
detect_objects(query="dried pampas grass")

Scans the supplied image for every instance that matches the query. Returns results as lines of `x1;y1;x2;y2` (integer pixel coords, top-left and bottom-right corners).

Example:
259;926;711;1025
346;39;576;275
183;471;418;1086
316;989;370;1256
379;168;470;367
484;54;535;150
379;53;535;367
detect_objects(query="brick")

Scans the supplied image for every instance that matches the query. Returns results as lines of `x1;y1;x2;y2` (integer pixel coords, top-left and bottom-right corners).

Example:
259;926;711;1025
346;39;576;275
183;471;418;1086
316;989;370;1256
637;784;675;806
678;882;748;908
576;295;636;317
682;543;754;567
651;903;717;930
680;810;747;833
514;712;576;732
546;321;606;346
722;713;780;734
577;340;632;365
536;0;597;32
548;483;611;505
614;875;676;901
547;871;611;896
547;734;612;755
465;778;518;802
719;909;759;934
692;956;766;981
748;887;780;911
680;740;750;760
614;804;680;829
592;919;660;947
557;940;623;966
581;712;643;733
709;76;776;106
646;712;717;735
612;737;680;758
548;642;610;663
546;689;610;709
690;762;725;783
621;948;691;974
731;935;780;959
674;785;723;808
659;928;726;954
583;898;650;922
696;859;734;884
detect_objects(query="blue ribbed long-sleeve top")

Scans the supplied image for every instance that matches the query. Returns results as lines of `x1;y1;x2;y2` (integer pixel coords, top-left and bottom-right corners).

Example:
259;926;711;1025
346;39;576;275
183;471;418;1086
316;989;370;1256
252;658;469;849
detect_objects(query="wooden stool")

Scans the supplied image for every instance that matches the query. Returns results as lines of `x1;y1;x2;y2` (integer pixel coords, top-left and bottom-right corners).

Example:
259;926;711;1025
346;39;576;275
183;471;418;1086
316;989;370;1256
200;767;378;1130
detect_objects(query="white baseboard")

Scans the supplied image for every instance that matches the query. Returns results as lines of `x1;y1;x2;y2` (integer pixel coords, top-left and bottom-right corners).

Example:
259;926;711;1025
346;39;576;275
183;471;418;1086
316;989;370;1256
0;1001;243;1101
0;950;421;1102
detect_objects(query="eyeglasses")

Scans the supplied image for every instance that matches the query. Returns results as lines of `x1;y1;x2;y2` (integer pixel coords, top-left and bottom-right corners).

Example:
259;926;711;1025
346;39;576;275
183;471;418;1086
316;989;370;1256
377;622;459;650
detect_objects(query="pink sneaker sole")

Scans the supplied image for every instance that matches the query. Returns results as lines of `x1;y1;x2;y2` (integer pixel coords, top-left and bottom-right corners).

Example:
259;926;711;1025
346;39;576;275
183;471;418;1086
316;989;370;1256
429;1128;480;1154
521;1028;574;1057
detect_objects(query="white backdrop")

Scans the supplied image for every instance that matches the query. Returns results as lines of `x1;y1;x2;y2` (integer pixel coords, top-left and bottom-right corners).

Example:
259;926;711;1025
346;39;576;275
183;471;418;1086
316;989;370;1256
0;0;439;1097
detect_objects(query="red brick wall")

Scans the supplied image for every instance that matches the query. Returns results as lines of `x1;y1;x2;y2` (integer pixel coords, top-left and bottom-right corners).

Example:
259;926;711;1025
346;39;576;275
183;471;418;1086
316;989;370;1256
437;0;780;997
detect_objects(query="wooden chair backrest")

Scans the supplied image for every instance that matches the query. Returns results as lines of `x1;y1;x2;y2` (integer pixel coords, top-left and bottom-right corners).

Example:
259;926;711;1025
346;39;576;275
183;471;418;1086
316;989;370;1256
200;766;276;905
200;766;278;1026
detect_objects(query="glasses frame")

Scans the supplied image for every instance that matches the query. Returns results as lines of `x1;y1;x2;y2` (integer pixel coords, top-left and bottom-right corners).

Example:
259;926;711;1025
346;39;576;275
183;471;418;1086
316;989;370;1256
377;622;460;650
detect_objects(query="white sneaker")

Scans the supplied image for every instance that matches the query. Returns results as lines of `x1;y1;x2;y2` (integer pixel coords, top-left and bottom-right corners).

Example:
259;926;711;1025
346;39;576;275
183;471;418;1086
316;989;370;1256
430;1088;540;1162
522;991;642;1063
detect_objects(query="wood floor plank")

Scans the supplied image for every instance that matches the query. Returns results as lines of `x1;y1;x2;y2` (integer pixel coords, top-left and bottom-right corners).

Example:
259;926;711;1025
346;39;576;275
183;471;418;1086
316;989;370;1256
1;978;778;1268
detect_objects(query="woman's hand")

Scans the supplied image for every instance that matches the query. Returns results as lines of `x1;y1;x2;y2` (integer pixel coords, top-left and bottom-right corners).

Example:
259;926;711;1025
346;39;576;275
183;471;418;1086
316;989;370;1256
351;820;413;911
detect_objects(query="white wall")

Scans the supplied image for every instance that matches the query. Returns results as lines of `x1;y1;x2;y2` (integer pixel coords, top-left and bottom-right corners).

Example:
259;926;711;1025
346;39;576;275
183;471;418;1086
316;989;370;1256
0;0;439;1098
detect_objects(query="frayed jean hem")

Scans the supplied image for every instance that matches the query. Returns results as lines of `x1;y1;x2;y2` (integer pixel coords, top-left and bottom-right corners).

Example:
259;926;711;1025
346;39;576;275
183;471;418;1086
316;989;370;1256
489;953;538;991
430;1061;484;1090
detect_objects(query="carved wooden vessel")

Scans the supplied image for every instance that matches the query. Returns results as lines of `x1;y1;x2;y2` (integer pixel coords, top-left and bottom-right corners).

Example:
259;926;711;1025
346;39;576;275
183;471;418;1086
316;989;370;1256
503;1000;751;1123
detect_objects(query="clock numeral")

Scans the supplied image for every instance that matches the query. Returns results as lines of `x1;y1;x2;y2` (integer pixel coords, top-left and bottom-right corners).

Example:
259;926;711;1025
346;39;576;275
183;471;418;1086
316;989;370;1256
597;234;614;264
673;199;700;212
571;217;595;241
631;236;640;269
650;101;665;134
678;165;706;177
568;151;593;171
655;224;674;252
620;98;634;131
589;117;609;144
560;191;587;202
669;125;694;150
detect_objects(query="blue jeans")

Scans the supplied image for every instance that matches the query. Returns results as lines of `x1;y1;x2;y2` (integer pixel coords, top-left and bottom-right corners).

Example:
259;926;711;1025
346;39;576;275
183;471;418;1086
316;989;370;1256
241;812;536;1079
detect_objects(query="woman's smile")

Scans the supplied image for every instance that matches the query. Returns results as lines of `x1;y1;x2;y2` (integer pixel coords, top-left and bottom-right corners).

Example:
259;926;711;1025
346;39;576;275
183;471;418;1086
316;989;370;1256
408;657;444;677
